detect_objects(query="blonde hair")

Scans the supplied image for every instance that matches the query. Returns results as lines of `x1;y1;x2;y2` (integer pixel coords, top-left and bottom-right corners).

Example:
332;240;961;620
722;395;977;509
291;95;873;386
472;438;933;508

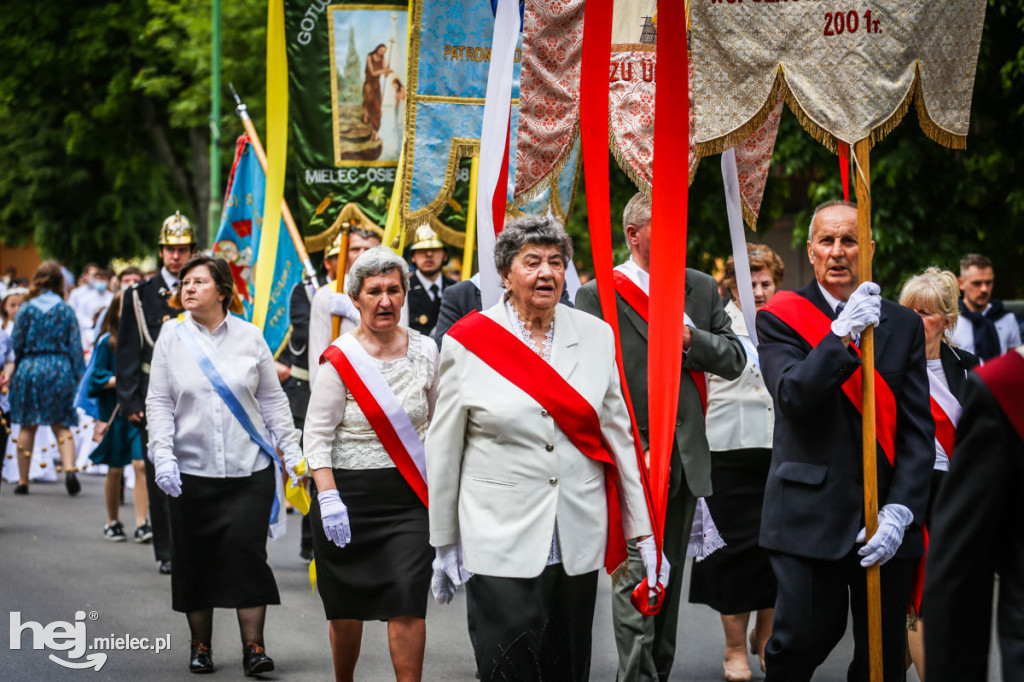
899;267;960;345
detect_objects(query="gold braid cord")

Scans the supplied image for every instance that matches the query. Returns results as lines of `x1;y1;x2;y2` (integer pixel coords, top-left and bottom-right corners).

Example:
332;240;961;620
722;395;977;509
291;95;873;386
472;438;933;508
303;203;385;253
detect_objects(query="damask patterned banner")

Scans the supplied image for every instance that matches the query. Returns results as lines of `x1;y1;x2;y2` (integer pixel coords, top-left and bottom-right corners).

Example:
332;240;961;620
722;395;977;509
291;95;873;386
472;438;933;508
690;0;988;154
285;0;410;254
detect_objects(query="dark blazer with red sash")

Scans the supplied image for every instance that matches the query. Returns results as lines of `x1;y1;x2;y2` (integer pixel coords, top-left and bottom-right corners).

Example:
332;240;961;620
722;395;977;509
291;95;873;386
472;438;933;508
924;350;1024;682
575;268;745;500
756;280;934;561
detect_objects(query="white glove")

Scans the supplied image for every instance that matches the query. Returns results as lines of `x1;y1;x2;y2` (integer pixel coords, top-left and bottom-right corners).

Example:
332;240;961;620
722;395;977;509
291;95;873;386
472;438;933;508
284;455;307;486
636;536;671;598
318;489;352;548
154;459;182;498
856;503;913;567
431;543;471;605
329;292;360;324
831;281;881;339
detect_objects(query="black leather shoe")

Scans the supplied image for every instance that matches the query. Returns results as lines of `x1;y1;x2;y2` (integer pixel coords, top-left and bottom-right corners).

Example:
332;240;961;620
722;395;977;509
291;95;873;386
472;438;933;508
159;560;172;575
189;640;214;674
65;472;81;496
14;483;29;495
242;642;275;677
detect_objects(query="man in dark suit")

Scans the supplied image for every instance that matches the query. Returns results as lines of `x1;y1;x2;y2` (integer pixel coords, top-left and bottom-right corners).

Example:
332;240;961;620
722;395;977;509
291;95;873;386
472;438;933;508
431;275;481;348
117;211;197;574
756;200;934;681
406;224;456;336
575;192;746;682
923;348;1024;682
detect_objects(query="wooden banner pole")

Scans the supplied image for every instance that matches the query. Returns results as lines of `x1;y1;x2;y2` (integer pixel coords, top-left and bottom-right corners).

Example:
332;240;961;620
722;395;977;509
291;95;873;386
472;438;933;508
330;225;352;342
854;137;883;682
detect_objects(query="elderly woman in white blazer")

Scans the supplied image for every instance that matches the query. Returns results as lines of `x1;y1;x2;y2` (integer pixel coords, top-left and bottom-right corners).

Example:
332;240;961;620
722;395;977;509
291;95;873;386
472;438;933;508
426;215;660;682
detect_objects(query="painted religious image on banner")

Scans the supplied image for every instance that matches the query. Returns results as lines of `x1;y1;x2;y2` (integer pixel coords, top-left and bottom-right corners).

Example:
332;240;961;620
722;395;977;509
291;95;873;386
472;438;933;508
328;4;408;166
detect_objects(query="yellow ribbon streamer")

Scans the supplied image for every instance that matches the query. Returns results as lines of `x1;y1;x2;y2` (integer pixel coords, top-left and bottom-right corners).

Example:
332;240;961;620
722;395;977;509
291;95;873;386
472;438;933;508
252;0;288;329
309;559;317;595
461;154;480;277
382;148;406;253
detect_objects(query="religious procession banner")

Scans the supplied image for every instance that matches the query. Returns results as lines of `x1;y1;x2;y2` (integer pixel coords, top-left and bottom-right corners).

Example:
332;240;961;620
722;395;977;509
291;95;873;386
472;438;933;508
213;136;302;357
690;0;988;154
285;0;410;254
401;0;522;227
513;0;781;228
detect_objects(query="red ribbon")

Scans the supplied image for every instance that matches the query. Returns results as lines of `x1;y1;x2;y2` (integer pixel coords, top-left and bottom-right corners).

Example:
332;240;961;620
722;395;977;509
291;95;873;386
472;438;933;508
839;142;851;202
760;291;898;467
321;345;429;508
447;312;627;573
580;0;663;615
612;271;707;414
930;396;956;459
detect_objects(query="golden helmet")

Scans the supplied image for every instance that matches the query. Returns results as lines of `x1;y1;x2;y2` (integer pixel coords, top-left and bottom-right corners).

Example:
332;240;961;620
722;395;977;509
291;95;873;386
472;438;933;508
409;224;444;251
324;232;344;260
159;211;196;246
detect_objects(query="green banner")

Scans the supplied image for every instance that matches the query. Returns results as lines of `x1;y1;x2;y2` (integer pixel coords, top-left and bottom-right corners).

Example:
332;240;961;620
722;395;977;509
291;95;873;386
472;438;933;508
285;0;411;255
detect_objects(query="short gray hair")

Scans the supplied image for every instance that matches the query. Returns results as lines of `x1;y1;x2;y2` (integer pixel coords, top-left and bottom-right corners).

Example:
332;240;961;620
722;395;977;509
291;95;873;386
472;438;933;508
622;192;651;238
347;246;410;298
494;215;574;276
808;199;858;242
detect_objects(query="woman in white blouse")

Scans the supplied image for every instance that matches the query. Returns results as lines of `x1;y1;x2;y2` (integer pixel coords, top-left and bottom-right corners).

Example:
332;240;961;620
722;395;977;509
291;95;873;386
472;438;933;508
689;244;785;682
146;255;302;676
304;247;438;682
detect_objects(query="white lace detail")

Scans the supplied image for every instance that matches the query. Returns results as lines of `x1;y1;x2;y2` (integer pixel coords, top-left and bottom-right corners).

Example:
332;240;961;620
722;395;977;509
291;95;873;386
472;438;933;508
330;330;432;470
504;297;555;362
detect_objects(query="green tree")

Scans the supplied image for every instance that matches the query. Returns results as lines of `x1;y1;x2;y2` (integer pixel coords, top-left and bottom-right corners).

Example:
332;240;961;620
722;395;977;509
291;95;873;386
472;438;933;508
342;23;363;102
0;0;266;269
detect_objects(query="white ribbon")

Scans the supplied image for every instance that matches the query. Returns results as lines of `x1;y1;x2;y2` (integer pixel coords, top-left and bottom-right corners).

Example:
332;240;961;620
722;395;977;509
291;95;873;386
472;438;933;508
721;148;759;347
337;334;428;485
476;0;520;310
927;365;962;465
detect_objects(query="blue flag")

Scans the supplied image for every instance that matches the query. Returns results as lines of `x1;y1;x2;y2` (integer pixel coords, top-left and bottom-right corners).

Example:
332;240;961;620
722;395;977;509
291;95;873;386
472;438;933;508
213;135;301;357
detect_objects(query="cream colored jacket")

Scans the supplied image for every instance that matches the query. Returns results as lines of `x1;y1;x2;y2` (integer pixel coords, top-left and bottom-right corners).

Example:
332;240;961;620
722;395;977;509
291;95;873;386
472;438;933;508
426;301;652;578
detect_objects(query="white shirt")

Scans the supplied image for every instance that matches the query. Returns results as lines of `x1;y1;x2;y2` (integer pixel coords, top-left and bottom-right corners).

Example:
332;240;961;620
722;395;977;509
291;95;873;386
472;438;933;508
160;267;179;290
303;329;438;471
616;257;697;334
705;301;774;451
415;269;444;300
926;358;952;471
949;303;1022;357
146;313;301;478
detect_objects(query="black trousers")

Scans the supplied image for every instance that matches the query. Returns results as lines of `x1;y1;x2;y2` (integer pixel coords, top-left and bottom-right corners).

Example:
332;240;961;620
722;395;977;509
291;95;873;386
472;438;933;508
139;424;172;562
766;550;914;682
467;565;598;682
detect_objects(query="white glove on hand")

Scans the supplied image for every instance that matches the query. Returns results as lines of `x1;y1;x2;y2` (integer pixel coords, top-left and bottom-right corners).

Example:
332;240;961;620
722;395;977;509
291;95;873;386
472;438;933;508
284;455;307;486
636;536;671;598
318;489;352;548
329;292;360;325
856;503;913;567
831;281;881;339
431;544;470;605
154;459;182;498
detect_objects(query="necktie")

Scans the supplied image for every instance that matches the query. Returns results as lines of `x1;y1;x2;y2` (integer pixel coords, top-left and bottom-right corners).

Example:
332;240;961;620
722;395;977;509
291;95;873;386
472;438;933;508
836;302;845;315
430;283;440;303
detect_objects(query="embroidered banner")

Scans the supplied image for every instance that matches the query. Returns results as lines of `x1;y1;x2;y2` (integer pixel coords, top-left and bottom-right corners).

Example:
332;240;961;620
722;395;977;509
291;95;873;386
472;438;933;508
690;0;988;153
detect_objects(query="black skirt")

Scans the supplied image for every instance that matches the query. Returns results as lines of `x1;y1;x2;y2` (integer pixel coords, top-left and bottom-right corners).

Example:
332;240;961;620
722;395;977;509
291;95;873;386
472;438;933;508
309;467;432;621
689;448;777;614
168;466;281;613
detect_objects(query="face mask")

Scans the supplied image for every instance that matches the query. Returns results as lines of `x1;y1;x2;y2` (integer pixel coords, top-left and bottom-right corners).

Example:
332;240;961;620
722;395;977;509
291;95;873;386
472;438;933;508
92;280;109;292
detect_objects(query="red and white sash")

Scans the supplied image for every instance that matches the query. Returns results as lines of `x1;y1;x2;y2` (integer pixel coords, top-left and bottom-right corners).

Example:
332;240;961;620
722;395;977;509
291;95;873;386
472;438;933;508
321;335;429;507
760;291;899;467
927;368;961;461
612;269;708;414
446;311;628;574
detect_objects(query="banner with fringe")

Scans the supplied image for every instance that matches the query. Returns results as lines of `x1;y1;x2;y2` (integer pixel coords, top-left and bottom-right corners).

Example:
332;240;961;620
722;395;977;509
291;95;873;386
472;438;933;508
690;1;987;154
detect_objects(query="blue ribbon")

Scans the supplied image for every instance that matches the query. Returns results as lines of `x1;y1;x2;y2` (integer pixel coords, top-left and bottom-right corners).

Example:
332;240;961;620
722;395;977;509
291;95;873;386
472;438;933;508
174;321;283;529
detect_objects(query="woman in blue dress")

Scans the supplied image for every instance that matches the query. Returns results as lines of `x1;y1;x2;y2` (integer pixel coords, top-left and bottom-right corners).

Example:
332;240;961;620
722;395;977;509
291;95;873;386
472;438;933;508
10;261;85;495
87;291;150;541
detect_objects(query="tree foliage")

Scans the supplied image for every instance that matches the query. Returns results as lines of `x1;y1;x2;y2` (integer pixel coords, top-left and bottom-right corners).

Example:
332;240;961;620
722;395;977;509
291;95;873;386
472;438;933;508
0;0;266;270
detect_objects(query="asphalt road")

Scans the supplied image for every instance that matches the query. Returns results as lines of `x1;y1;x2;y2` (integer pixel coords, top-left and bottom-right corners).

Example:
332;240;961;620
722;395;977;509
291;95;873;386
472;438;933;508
0;475;995;681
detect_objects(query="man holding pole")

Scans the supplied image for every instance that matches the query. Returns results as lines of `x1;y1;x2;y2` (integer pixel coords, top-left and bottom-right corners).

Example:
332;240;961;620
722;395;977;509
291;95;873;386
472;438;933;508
576;193;746;682
755;200;934;681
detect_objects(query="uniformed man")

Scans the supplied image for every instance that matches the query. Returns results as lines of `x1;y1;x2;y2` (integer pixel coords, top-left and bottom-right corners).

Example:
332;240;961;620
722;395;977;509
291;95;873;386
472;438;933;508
406;225;455;336
117;211;197;575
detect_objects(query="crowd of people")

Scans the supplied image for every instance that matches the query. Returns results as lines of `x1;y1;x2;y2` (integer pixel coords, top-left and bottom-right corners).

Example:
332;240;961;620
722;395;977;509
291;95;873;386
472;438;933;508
1;199;1021;682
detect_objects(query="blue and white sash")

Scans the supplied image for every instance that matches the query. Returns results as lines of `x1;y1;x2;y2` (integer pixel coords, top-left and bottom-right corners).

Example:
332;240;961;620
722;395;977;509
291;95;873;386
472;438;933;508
175;315;287;540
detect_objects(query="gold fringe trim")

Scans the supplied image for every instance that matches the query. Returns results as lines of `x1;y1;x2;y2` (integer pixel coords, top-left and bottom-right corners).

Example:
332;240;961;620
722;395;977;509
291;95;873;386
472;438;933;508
608;120;701;196
430;217;465;249
698;61;967;157
510;121;580;210
610;559;630;588
742;200;759;233
401;137;479;225
303;203;384;253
